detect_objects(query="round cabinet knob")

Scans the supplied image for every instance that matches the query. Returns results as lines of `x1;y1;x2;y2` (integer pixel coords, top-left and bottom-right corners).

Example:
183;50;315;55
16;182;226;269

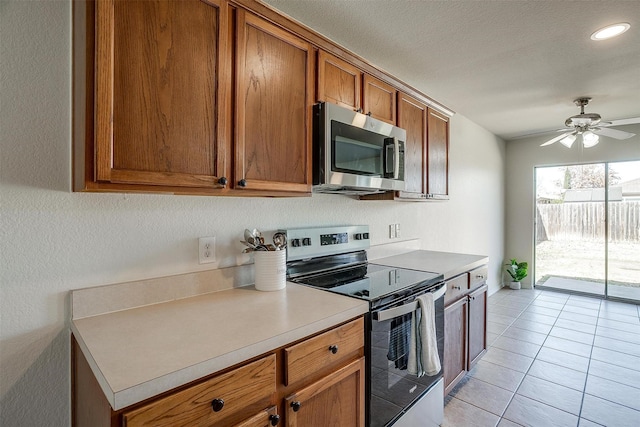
269;414;281;426
211;398;224;412
291;401;302;412
217;176;228;186
238;179;247;187
329;345;338;354
366;111;372;116
356;108;363;113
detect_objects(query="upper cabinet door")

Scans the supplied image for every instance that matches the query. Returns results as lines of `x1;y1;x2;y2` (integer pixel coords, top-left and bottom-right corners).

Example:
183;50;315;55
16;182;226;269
427;109;450;196
235;10;313;193
317;50;362;111
94;0;231;188
397;93;427;196
363;74;397;125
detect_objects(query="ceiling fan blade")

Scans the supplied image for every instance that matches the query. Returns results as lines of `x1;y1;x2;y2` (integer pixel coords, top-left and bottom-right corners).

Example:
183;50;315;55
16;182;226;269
593;127;636;140
540;132;573;146
602;117;640;127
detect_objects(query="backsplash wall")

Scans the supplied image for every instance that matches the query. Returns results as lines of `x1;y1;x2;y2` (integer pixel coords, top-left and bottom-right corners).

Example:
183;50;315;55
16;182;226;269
0;1;505;425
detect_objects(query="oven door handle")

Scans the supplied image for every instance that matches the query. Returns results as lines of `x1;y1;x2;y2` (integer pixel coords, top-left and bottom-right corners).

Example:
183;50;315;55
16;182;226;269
372;284;446;322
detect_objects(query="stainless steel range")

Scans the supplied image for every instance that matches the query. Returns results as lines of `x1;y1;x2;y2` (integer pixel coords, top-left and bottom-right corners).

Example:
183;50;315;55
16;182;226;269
284;225;446;427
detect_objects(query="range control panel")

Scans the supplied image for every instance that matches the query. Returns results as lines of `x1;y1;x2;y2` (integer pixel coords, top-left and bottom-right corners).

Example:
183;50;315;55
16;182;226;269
282;225;370;261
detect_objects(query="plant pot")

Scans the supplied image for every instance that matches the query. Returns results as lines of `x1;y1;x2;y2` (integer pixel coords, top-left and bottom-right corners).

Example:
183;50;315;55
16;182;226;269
509;281;521;290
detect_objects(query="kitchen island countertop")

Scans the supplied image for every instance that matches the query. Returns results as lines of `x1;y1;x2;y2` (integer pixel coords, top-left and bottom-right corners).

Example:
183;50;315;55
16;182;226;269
71;282;368;411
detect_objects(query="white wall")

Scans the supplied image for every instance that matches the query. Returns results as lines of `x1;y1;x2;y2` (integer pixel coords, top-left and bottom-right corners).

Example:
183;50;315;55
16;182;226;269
0;2;505;425
505;125;640;287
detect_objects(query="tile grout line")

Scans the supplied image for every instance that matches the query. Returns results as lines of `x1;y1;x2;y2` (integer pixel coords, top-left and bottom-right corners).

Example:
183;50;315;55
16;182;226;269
447;288;640;426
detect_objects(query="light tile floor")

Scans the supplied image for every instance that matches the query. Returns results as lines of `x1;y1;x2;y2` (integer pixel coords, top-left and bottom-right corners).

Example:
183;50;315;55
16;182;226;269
443;287;640;427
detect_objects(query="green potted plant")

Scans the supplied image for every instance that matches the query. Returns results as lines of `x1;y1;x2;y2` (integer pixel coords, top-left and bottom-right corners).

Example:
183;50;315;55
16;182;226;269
505;258;528;290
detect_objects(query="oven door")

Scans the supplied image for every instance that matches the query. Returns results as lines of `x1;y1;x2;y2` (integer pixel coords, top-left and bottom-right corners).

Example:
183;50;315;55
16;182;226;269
369;283;445;427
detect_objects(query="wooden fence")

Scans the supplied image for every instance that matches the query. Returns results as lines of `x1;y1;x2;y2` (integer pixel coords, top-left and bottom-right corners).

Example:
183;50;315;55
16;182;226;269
536;201;640;243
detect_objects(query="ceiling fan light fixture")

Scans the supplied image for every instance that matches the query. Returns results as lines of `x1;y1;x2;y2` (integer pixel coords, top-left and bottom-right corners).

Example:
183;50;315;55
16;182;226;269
559;134;577;148
590;23;631;41
582;131;600;147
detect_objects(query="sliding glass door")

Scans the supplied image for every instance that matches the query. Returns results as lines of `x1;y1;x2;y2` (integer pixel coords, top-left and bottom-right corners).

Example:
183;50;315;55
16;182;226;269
535;161;640;302
607;160;640;301
534;164;607;296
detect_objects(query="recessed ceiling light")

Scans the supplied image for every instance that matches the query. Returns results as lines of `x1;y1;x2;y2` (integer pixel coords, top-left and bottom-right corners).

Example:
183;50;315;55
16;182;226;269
591;23;631;40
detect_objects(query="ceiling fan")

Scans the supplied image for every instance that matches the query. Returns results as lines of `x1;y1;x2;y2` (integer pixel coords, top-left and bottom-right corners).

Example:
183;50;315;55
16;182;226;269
540;98;640;148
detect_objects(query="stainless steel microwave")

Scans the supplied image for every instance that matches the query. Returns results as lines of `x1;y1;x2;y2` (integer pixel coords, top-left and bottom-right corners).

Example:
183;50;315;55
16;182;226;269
313;102;407;195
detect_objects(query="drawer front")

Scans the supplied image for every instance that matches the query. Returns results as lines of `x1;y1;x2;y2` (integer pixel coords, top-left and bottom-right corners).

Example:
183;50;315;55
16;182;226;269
444;273;469;305
122;354;276;427
234;406;279;427
284;317;364;385
469;266;488;290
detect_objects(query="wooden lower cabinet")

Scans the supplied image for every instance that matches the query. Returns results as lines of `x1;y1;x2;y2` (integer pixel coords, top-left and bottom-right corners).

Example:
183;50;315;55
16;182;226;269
121;355;276;427
72;317;364;427
285;357;365;427
443;296;468;395
443;268;488;395
467;285;488;369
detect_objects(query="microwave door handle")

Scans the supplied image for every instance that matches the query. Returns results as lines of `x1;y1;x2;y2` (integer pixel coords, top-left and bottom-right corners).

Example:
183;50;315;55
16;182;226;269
393;137;400;179
373;283;446;322
383;138;394;178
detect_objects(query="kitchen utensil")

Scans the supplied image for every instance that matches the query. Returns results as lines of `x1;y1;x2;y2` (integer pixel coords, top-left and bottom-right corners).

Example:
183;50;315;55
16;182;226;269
253;229;265;245
273;232;287;250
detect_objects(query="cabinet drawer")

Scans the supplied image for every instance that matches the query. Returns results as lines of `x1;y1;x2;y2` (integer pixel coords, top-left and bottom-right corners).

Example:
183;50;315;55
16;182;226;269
234;406;279;427
469;266;488;290
284;318;364;386
444;273;469;305
122;354;276;427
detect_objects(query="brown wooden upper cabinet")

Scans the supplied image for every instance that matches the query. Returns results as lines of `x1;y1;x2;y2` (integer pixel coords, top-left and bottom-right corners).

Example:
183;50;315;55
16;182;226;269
317;51;397;125
317;50;362;112
427;109;450;197
397;93;428;197
75;0;231;192
234;10;314;193
74;0;312;196
362;93;450;200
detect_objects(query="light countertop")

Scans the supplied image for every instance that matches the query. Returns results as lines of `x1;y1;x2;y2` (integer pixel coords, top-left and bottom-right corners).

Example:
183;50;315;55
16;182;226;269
372;250;488;280
71;282;368;410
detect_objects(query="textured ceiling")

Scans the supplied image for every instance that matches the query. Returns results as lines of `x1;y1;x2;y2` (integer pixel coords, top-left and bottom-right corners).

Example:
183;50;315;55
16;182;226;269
263;0;640;140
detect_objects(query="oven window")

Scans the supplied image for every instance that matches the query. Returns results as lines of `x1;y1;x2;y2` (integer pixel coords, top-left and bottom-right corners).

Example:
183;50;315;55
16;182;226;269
331;121;387;176
369;298;445;427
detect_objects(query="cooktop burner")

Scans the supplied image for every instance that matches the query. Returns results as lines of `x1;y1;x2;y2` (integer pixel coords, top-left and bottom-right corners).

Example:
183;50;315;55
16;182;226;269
291;262;442;302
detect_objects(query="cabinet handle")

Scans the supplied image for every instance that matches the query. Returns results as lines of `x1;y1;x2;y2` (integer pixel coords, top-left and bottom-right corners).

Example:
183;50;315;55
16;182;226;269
269;414;281;426
366;111;372;116
238;179;247;187
217;176;228;186
211;398;224;412
329;345;338;354
476;275;485;279
452;285;461;290
291;401;301;412
356;108;363;113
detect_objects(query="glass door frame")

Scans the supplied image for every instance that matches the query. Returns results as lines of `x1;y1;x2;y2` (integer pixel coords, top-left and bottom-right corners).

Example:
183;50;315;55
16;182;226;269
532;161;639;301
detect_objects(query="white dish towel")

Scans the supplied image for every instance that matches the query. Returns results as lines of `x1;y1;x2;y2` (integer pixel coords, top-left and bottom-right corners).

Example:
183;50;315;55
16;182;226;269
407;292;441;377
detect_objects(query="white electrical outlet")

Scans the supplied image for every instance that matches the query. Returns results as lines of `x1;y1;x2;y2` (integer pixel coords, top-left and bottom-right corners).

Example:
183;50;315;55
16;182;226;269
389;224;396;239
395;223;400;238
198;237;216;264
